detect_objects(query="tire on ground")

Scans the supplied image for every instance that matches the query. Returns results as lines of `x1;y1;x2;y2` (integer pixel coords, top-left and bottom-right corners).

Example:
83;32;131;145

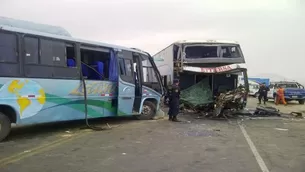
299;99;305;105
0;112;11;142
136;101;157;120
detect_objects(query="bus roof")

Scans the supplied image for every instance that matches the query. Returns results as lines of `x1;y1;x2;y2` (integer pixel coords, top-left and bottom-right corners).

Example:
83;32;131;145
153;39;240;56
0;19;147;55
0;16;72;37
175;40;239;44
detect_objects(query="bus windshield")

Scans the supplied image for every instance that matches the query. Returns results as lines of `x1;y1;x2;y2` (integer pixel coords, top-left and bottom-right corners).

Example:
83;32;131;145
141;55;163;93
184;45;242;59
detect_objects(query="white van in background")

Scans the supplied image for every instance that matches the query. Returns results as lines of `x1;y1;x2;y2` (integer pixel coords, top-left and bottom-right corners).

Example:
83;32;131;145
238;77;260;97
248;80;260;97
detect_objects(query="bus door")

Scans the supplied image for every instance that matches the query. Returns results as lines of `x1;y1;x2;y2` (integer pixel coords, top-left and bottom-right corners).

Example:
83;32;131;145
117;50;136;115
132;53;143;113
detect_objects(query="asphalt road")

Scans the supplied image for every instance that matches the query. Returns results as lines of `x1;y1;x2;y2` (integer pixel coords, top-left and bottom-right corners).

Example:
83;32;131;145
0;98;305;172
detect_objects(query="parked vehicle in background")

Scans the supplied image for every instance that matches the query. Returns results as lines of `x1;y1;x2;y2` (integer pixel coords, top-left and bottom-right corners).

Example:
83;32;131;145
248;77;270;86
268;81;305;104
248;80;260;97
238;77;259;97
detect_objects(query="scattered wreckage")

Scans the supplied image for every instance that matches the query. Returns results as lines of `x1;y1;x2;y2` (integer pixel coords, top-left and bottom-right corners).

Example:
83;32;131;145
179;79;248;118
213;87;247;117
179;83;303;119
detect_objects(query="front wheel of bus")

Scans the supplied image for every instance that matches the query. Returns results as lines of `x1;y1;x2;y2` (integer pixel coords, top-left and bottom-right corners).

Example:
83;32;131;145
136;101;156;120
0;112;11;142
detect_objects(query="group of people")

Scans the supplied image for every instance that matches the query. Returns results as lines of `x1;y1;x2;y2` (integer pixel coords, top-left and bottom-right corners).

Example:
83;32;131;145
257;83;286;105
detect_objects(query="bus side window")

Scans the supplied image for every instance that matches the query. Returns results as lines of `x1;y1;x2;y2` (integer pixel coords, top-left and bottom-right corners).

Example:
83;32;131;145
66;44;76;68
52;41;78;79
0;32;18;63
24;37;78;79
24;37;39;64
0;31;20;77
40;39;66;67
118;57;133;83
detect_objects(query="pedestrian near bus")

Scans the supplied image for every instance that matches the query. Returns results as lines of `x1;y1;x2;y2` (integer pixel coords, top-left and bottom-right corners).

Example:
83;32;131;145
167;79;181;122
275;85;287;105
258;82;269;105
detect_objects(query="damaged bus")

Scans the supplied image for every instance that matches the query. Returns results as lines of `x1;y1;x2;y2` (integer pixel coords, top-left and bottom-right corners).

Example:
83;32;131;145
153;40;249;113
0;17;164;141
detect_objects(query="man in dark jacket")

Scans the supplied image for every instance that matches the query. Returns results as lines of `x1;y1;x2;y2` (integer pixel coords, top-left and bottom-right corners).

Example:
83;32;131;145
258;82;269;105
167;79;181;122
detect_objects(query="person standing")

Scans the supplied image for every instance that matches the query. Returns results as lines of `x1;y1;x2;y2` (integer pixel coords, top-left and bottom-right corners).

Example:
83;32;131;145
275;85;287;105
258;82;269;105
167;79;181;122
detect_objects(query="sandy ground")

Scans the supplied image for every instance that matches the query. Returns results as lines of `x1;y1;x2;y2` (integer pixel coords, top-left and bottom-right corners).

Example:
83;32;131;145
0;98;305;172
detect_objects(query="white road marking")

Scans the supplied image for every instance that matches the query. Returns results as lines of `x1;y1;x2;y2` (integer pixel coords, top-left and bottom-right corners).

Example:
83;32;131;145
239;123;270;172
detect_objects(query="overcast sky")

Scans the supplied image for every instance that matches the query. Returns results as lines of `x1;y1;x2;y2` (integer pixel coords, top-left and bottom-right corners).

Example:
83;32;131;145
0;0;304;81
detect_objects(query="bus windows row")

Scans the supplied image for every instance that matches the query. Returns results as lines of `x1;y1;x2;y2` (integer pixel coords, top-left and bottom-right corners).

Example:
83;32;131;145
0;31;114;80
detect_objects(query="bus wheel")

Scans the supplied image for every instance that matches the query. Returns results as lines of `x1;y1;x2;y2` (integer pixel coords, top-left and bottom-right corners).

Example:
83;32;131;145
0;112;11;142
299;100;305;105
136;101;156;120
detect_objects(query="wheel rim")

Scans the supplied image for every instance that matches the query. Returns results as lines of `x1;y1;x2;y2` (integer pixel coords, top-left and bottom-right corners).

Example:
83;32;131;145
0;123;2;132
141;105;151;116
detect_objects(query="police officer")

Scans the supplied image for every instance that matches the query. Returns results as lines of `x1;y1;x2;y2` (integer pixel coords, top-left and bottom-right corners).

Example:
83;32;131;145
167;79;180;122
258;82;269;105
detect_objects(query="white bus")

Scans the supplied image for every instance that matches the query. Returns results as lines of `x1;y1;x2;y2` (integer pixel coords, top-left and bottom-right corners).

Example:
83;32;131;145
153;40;249;106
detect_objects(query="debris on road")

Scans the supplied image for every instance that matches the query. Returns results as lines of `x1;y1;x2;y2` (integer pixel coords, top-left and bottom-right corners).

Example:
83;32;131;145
213;87;247;117
274;128;289;131
290;112;303;118
253;106;281;117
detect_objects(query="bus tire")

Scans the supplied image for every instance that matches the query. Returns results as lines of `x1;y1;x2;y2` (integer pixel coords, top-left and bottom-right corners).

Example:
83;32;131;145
0;112;11;142
299;100;305;105
136;101;157;120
